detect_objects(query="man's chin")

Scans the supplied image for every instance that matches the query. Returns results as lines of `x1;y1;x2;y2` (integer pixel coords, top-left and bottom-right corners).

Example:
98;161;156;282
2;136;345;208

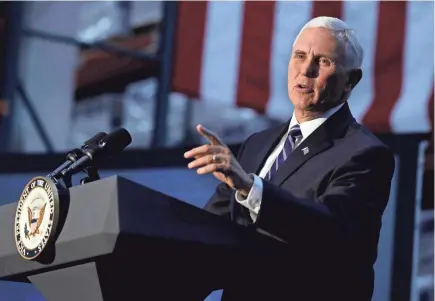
290;97;316;111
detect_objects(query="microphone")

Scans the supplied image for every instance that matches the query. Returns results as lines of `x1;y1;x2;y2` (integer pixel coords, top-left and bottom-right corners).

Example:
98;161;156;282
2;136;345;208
84;132;108;147
68;131;108;161
48;132;107;179
61;128;132;177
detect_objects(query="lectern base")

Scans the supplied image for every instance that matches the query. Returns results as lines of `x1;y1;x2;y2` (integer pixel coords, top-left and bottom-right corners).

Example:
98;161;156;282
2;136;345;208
29;262;104;301
29;237;220;301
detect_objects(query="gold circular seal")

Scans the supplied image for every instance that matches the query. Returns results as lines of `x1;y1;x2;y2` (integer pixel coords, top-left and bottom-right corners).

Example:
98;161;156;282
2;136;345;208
14;176;60;260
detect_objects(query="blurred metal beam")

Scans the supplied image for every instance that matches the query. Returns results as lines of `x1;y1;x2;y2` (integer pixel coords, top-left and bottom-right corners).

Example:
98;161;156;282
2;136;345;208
151;1;178;148
16;81;54;152
117;1;132;36
109;1;133;130
22;28;159;62
0;2;24;152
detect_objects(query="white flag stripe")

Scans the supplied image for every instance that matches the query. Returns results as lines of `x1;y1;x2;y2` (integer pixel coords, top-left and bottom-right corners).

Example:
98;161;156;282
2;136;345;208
391;0;434;133
344;1;379;124
200;1;244;106
267;1;313;120
187;1;433;134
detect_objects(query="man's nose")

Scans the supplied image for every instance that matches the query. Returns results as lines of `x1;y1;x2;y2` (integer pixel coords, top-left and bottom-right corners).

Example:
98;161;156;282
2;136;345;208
300;58;318;78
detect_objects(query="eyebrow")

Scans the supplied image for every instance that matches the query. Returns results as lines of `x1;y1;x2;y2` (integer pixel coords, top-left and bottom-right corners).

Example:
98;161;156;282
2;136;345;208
293;50;306;55
293;49;336;61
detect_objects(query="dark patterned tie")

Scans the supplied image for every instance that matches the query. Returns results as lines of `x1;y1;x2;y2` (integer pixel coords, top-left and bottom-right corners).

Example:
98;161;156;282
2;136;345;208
266;124;303;181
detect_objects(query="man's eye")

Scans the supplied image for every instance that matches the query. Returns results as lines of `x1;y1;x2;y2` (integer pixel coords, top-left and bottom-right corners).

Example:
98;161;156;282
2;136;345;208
319;58;330;65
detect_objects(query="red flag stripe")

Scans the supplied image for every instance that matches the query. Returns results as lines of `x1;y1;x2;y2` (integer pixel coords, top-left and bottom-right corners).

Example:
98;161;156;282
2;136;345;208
235;2;276;114
311;0;343;19
362;2;407;133
171;2;208;98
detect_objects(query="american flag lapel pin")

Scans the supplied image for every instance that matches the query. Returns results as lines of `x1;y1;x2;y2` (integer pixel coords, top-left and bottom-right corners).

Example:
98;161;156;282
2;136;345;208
302;147;309;155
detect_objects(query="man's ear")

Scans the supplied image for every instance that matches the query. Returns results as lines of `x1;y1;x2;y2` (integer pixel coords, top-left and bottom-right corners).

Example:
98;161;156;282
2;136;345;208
345;69;362;92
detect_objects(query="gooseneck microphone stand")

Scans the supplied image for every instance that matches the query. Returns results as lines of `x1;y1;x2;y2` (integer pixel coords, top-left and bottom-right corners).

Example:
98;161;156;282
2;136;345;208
48;158;101;190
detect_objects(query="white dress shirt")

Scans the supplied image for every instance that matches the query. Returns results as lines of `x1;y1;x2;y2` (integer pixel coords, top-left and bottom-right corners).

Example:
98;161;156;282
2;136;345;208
235;103;345;222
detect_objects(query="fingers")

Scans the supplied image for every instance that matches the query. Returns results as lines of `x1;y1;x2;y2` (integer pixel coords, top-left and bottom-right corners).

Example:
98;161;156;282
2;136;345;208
184;144;228;159
196;162;228;175
187;154;229;170
196;124;225;146
187;153;229;175
185;126;232;176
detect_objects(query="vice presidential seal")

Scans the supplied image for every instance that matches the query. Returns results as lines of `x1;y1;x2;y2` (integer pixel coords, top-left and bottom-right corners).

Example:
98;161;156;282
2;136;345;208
14;176;60;260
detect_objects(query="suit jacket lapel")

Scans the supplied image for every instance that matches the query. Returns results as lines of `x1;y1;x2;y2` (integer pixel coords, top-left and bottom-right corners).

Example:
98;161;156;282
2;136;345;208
271;103;354;186
250;122;290;175
235;120;289;225
270;131;332;186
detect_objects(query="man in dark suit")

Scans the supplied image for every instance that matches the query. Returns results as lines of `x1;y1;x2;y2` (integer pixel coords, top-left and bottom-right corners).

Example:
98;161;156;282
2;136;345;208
185;17;395;301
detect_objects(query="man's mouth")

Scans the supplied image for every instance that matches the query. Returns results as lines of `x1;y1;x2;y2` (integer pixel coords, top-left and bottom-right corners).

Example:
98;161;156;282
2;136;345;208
295;84;314;92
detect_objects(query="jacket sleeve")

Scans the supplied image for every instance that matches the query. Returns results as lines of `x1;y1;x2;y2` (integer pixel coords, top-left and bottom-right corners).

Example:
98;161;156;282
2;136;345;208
203;134;254;219
255;146;395;259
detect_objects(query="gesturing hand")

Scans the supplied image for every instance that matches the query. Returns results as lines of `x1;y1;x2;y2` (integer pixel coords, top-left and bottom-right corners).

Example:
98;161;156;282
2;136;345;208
184;124;253;196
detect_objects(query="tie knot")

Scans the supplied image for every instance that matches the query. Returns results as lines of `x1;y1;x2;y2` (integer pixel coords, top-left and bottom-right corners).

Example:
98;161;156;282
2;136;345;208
288;124;303;147
289;124;302;138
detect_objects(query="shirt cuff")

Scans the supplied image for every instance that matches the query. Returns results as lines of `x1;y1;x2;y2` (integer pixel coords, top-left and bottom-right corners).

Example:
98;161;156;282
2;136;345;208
235;174;263;216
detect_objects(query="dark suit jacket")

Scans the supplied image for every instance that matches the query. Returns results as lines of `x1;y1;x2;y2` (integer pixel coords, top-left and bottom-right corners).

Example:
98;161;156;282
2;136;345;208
204;103;395;301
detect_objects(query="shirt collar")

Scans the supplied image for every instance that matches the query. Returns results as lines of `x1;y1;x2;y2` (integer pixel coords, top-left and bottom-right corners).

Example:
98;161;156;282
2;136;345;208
288;103;345;139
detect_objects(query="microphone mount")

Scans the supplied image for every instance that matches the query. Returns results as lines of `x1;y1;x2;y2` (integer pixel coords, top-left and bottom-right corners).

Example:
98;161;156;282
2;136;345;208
55;148;103;189
47;128;131;189
50;149;102;189
47;133;106;189
79;164;101;186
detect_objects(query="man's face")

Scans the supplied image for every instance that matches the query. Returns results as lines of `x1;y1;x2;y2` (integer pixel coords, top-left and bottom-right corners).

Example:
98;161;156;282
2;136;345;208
288;27;350;112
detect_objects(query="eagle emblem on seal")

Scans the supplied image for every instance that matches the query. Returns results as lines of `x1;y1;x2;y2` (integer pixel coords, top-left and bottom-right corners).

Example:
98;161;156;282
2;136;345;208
25;202;46;239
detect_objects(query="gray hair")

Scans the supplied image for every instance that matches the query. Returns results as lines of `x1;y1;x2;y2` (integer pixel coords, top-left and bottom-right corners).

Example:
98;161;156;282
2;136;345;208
293;16;364;71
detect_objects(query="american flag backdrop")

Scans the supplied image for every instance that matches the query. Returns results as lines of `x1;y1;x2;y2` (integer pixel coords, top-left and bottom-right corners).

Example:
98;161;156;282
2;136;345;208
171;1;434;135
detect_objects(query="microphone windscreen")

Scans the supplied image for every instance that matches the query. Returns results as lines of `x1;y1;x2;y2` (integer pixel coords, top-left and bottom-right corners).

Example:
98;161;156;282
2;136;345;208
100;128;132;156
83;132;107;147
